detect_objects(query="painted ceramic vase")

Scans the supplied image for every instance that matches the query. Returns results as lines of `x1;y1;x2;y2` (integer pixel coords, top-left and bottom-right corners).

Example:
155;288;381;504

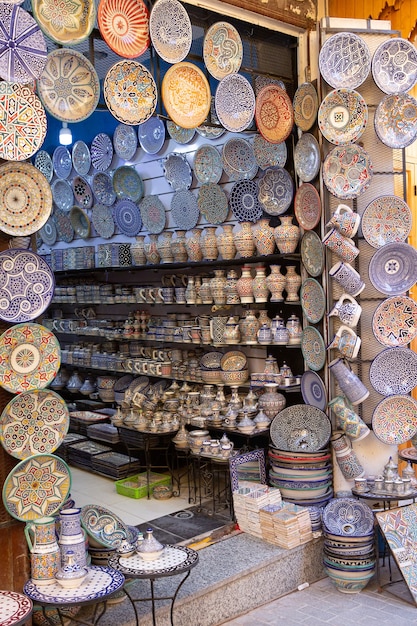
157;231;174;263
217;224;236;260
239;309;260;345
331;431;365;480
58;508;87;568
266;265;286;302
171;230;188;262
25;517;60;586
185;276;197;304
252;218;275;256
185;228;203;262
252;265;270;303
199;277;213;304
328;396;370;441
258;383;286;419
210;269;227;305
273;215;300;254
285;265;301;302
257;323;272;344
233;221;255;258
225;269;241;304
258;309;272;328
272;316;290;345
201;227;219;261
144;234;160;264
328;358;369;405
236;266;254;303
131;235;146;265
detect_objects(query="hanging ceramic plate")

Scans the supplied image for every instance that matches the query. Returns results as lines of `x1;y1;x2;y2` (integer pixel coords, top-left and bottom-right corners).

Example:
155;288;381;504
91;204;115;239
139;195;166;234
372;295;417;348
270;404;331;453
293;82;319;132
0;161;52;236
258;167;294;215
322;144;373;199
39;217;57;246
301;371;327;411
72;176;93;209
301;326;326;372
294;133;320;182
193;145;222;184
368;242;417;296
370;347;417;396
318;88;368;145
203;21;242;80
362;195;412;248
114;199;142;237
197;183;229;224
374;93;417;149
91;133;113;171
171;190;199;230
300;278;326;324
92;171;116;206
253;135;287;171
113;166;144;202
162;62;211;129
51;179;73;212
72;140;91;177
2;453;71;521
81;504;130;548
372;395;417;445
32;0;96;45
53;146;72;179
319;32;371;89
54;209;74;243
255;84;294;144
196;96;225;139
215;73;255;133
294;183;321;230
322;498;374;536
162;152;192;191
301;231;324;277
149;0;191;63
229;180;263;223
166;121;195;145
138;117;165;154
222;137;258;182
98;0;150;58
33;150;53;182
113;124;138;161
70;206;90;238
372;37;417;95
37;48;99;122
104;60;157;126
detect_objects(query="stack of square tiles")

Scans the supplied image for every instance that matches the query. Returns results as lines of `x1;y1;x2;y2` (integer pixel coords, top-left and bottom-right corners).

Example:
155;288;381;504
259;502;313;549
233;482;282;538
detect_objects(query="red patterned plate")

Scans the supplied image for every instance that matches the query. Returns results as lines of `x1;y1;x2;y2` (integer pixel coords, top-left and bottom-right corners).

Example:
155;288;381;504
294;183;321;230
98;0;150;59
255;84;294;144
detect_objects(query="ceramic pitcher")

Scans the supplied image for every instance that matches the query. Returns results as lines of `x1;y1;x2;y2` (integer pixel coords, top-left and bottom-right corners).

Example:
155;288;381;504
58;507;87;567
328;358;369;405
328;396;370;441
25;516;60;585
329;294;362;328
331;431;365;480
326;204;361;238
327;325;361;359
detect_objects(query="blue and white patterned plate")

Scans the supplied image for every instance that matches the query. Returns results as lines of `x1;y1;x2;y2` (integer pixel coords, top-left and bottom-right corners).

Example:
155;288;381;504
138;117;165;154
81;504;130;548
222;137;258;182
171;190;199;230
51;179;73;212
294;133;320;182
369;347;417;396
197;183;229;224
91;204;115;239
72;140;91;176
368;242;417;296
113;166;144;202
52;146;72;179
258;167;293;215
114;199;142;237
91;133;113;171
139;195;166;234
300;278;326;324
39;217;57;246
229;180;263;223
92;171;116;207
215;73;255;132
319;32;371;89
113;123;138;160
253;135;287;170
301;371;327;411
72;176;93;209
34;150;53;182
270;404;331;453
372;37;417;95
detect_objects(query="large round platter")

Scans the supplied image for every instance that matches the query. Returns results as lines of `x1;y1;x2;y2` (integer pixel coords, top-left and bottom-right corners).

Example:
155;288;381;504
98;0;149;58
229;180;263;223
104;61;157;126
114;199;142;237
322;144;373;199
91;133;113;171
113;124;138;161
32;0;96;45
301;326;326;372
81;504;130;548
301;231;324;277
34;150;53;182
372;295;417;348
215;73;255;133
222;137;257;182
270;404;331;453
91;204;115;239
193;145;222;184
322;498;374;536
319;32;371;89
54;209;74;243
0;590;33;626
0;389;68;460
374;93;417;149
372;37;417;95
52;146;72;179
258;167;294;215
37;48;99;123
197;183;229;224
293;82;319;132
300;278;326;324
113;166;144;202
39;217;57;246
72;140;91;177
0;3;47;82
138;117;165;154
318;88;368;145
171;190;199;230
255;84;294;143
362;195;412;248
368;242;417;296
253;135;287;170
203;21;242;80
369;347;417;396
72;176;93;209
372;395;417;445
0;83;46;161
294;183;321;230
149;0;192;64
3;453;71;521
162;152;192;191
294;133;320;182
92;171;116;206
69;206;90;238
139;195;166;234
51;179;73;212
162;62;211;129
166;121;195;145
301;371;327;411
0;161;52;236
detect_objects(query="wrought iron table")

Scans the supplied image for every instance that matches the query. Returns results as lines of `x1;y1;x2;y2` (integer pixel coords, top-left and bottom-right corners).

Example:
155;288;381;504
0;590;33;626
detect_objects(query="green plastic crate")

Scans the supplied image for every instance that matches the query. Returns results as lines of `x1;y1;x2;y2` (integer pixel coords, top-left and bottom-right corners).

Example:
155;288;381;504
115;472;171;499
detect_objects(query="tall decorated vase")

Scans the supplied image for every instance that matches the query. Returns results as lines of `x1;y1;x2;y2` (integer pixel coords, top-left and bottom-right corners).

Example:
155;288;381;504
157;231;174;263
273;215;300;254
285;265;301;302
210;269;227;305
186;228;203;262
131;235;146;265
266;265;286;302
236;266;254;303
252;218;275;256
201;227;218;261
217;224;236;260
233;222;255;258
144;234;160;264
252;265;270;303
171;230;188;262
239;309;260;345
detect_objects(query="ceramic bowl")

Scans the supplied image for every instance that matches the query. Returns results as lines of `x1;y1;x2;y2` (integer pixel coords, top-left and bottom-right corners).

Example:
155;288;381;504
200;368;223;384
221;369;249;385
153;484;173;500
324;566;375;594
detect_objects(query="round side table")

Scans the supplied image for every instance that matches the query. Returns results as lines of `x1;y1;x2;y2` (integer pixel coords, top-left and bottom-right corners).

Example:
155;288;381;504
0;590;33;626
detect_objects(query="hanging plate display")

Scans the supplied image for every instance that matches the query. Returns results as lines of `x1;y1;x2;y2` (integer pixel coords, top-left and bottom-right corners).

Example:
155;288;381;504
138;117;165;154
149;0;192;63
98;0;150;59
104;60;157;126
374;93;417;149
91;133;113;171
171;190;199;230
222;137;258;182
319;32;371;89
270;404;331;453
72;176;93;209
294;133;320;182
229;180;263;223
69;206;90;238
255;84;294;144
139;195;166;234
72;140;91;177
215;73;255;133
322;144;373;199
197;183;229;225
162;62;211;129
113;166;144;202
193;145;222;184
368;242;417;296
37;48;99;123
362;195;412;249
203;21;242;80
293;82;319;132
0;161;52;236
162;152;192;191
372;395;417;445
372;37;417;95
370;347;417;396
322;498;374;536
318;88;368;145
113;124;138;161
91;204;115;239
92;171;116;206
51;179;73;212
301;231;324;277
294;183;321;230
54;209;74;243
301;371;327;411
372;295;417;348
32;0;96;45
39;217;57;246
34;150;53;182
166;121;195;145
300;278;326;324
301;326;326;372
253;135;287;171
114;199;142;237
258;167;294;216
53;146;72;179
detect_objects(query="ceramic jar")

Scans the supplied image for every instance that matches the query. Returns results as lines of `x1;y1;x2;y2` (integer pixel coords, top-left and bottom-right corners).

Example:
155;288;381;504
25;517;60;586
239;309;260;345
266;265;286;302
217;224;236;260
171;230;188;262
285;265;301;302
223;316;241;344
328;396;370;441
199;277;213;304
236;266;254;303
252;218;275;256
185;276;197;304
225;269;240;305
258;309;272;328
257;323;272;345
136;528;164;561
328;358;369;405
210;269;227;305
131;235;146;265
186;228;203;262
157;231;174;263
55;550;88;589
272;316;290;345
252;265;270;303
210;315;228;344
144;234;160;265
273;215;300;254
233;222;255;258
331;431;365;480
58;508;87;568
286;314;302;345
201;227;218;261
258;383;286;419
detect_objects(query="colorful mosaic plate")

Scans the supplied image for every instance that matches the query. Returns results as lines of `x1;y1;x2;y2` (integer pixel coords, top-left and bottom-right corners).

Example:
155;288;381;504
113;124;138;161
301;326;326;372
197;183;229;224
171;190;199;230
293;82;318;132
362;195;412;248
149;0;191;63
253;135;287;170
98;0;149;58
0;590;33;626
162;62;211;129
113;166;144;202
294;133;320;182
32;0;96;45
215;73;255;133
91;133;113;171
300;278;326;324
54;209;74;243
372;395;417;445
53;146;72;179
138;117;165;154
372;37;417;95
255;84;294;144
203;21;242;80
81;504;130;548
301;231;324;277
222;137;258;182
319;32;371;89
193;144;222;184
104;60;157;126
72;140;91;177
229;180;263;223
370;347;417;396
114;199;142;237
372;295;417;348
270;404;331;453
322;144;373;199
374;93;417;149
301;371;327;411
318;88;368;145
294;183;321;230
368;242;417;296
166;121;195;145
139;195;166;234
258;167;294;215
33;150;53;182
92;171;116;206
91;204;115;239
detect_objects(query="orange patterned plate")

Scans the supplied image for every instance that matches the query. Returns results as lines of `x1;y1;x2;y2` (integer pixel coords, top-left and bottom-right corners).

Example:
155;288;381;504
104;60;157;125
98;0;150;59
255;84;294;144
162;62;211;129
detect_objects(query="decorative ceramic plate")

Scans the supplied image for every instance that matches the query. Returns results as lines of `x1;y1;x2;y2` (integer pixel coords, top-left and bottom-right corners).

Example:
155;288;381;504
91;204;115;239
98;0;149;58
54;209;74;243
322;144;373;199
113;124;138;161
70;206;90;238
0;83;46;161
162;152;192;191
91;133;113;171
215;73;255;133
301;371;327;411
81;504;130;548
0;389;68;460
92;171;116;206
372;295;417;348
253;135;287;170
362;195;412;248
53;146;72;179
114;199;142;237
162;62;211;129
270;404;331;453
322;498;374;536
39;217;57;246
203;21;242;80
104;61;157;125
374;93;417;149
0;590;33;626
139;195;166;234
171;190;199;230
193;144;222;184
258;167;294;215
37;48;99;122
0;161;52;236
229;180;263;223
255;84;294;144
222;138;258;182
301;231;324;277
138;117;165;154
72;140;91;177
34;150;53;182
32;0;96;45
293;82;319;132
197;183;229;224
372;37;417;95
372;395;417;445
166;121;195;145
318;88;368;145
370;347;417;396
301;278;326;324
220;350;247;372
294;183;321;230
72;176;93;209
149;0;191;63
113;166;144;203
319;32;371;89
294;133;320;182
301;326;326;372
51;179;73;212
200;351;223;370
368;242;417;296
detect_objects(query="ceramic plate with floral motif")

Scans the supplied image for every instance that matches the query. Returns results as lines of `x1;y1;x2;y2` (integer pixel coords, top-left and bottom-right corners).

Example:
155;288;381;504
113;124;138;161
139;194;166;234
319;32;371;89
149;0;191;63
293;82;318;132
294;183;321;230
253;135;287;170
372;295;417;348
374;93;417;149
166;121;195;145
301;231;324;277
193;144;222;184
318;88;368;145
258;167;293;215
222;137;258;182
138;117;165;154
98;0;150;59
370;347;417;396
362;195;412;248
301;326;326;372
255;84;294;144
322;497;374;536
197;183;229;224
113;166;144;202
171;190;199;230
270;404;331;453
104;60;157;126
372;37;417;95
322;144;373;199
368;242;417;296
215;73;255;133
32;0;96;45
301;278;326;324
81;504;130;548
372;395;417;445
91;204;115;239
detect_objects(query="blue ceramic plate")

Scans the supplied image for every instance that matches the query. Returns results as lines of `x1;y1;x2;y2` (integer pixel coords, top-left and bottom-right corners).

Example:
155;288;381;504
114;199;142;237
301;371;327;411
138;117;165;154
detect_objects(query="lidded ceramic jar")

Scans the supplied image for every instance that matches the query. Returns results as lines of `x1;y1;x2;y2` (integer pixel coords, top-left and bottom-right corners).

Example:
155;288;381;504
136;528;164;561
258;383;286;419
157;231;174;263
131;235;147;265
273;215;300;254
257;323;272;345
217;224;236;260
286;314;302;345
233;221;255;258
236;266;254;303
225;269;240;305
210;269;227;305
239;309;260;345
252;218;275;256
285;265;302;302
252;265;270;303
266;265;286;302
201;227;218;261
272;316;290;345
223;315;241;344
144;234;160;264
171;230;188;262
186;228;203;262
55;550;88;589
258;309;272;328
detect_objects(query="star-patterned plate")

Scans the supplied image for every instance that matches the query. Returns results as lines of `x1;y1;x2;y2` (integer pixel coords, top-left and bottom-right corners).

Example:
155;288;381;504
362;195;412;248
372;295;417;348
